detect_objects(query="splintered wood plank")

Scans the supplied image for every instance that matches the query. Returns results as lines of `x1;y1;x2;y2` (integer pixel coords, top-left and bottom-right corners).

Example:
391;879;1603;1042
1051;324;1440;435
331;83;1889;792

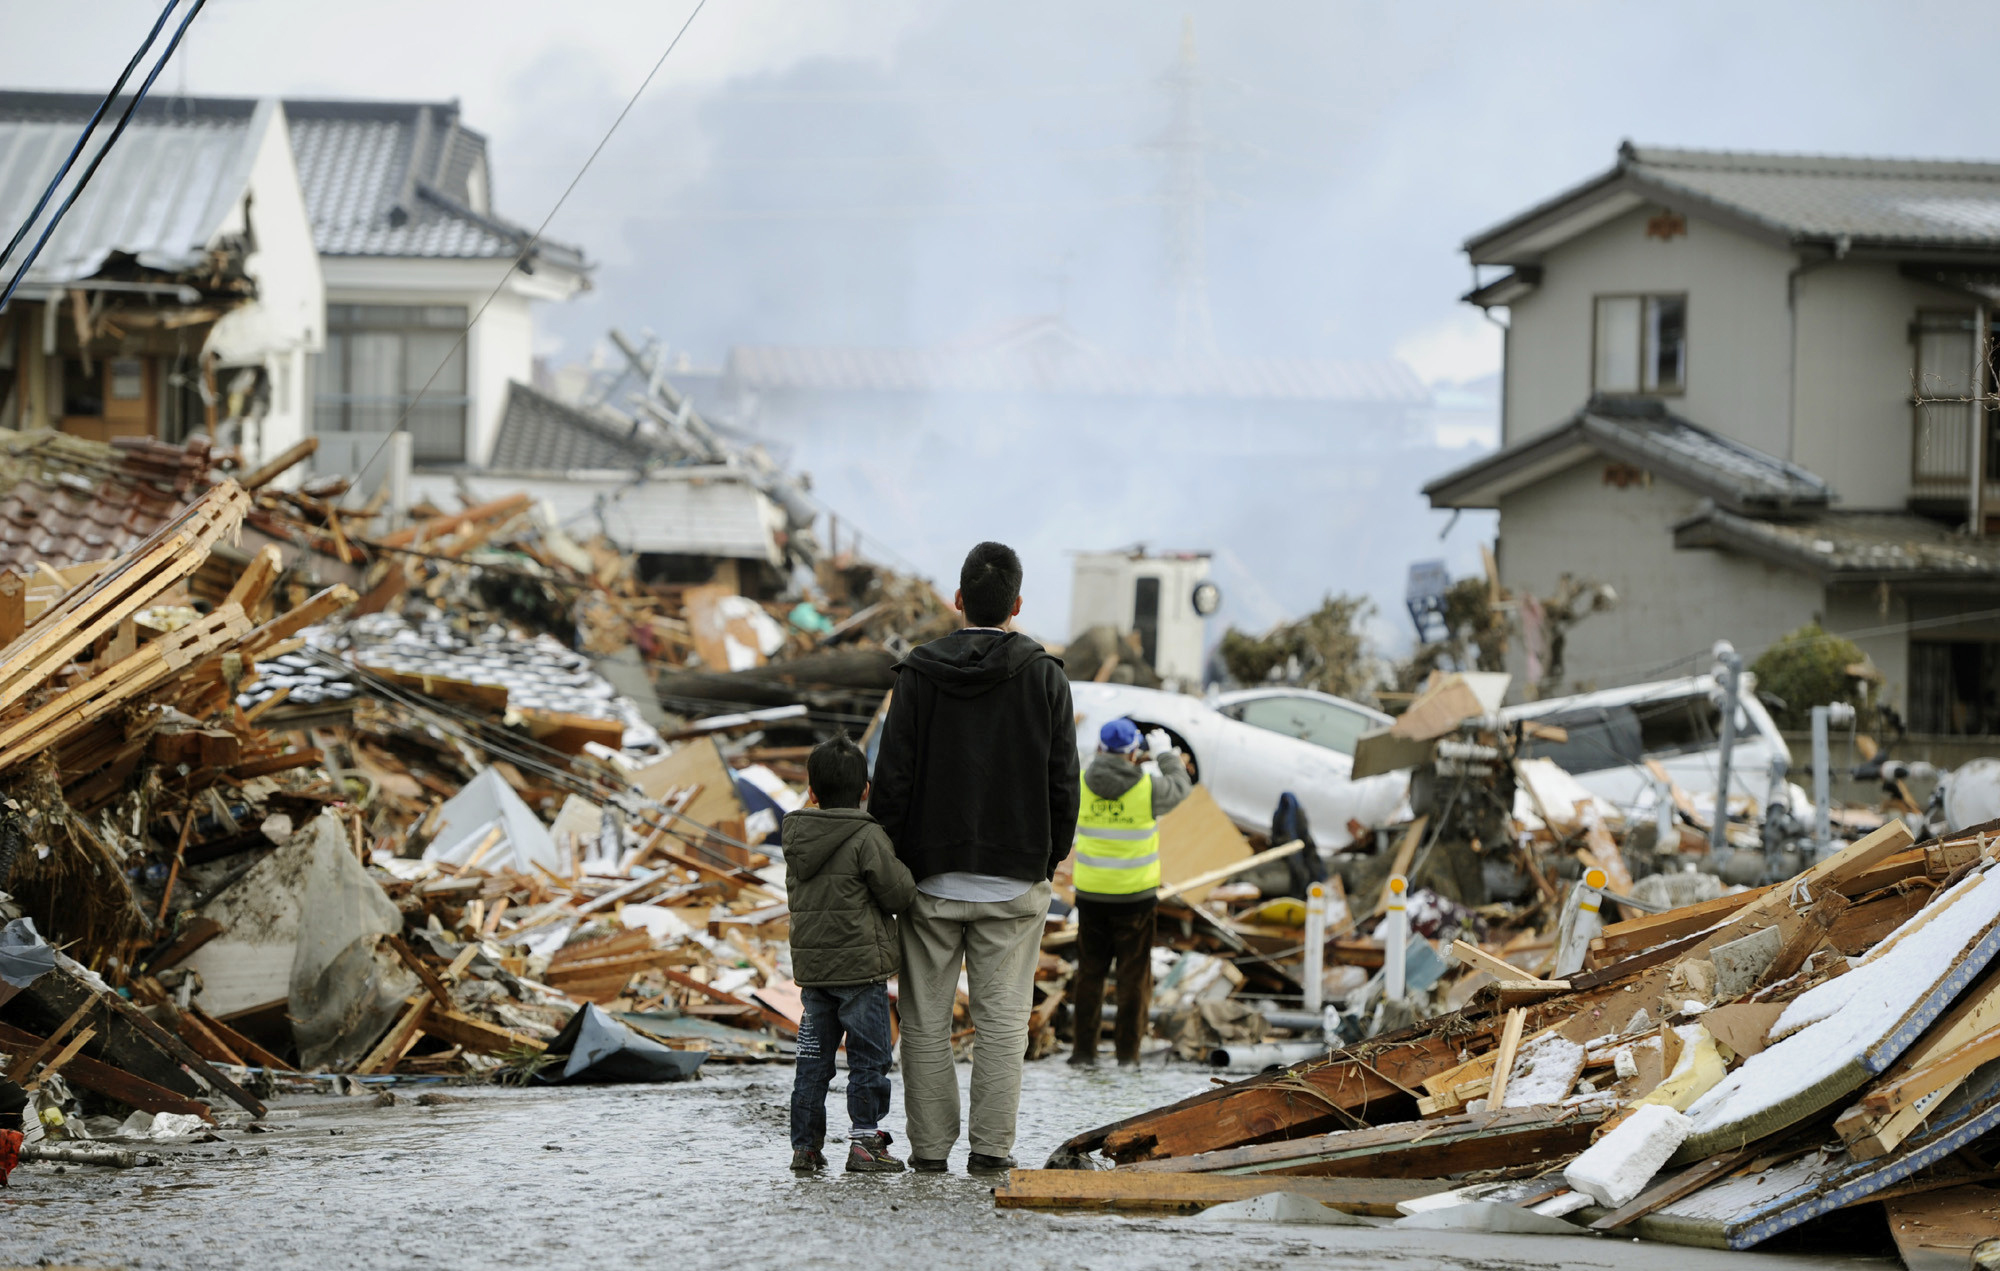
5;994;99;1082
1125;1104;1609;1179
0;483;249;711
993;1170;1455;1215
0;1020;214;1123
1485;1008;1527;1109
417;1007;546;1056
1589;1148;1754;1231
1885;1184;2000;1271
24;1026;98;1090
387;934;455;1009
243;583;358;655
355;998;431;1074
187;1004;296;1073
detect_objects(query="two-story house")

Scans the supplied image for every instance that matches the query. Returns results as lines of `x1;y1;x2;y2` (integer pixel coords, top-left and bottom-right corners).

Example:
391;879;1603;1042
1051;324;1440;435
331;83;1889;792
285;98;590;470
1426;143;2000;734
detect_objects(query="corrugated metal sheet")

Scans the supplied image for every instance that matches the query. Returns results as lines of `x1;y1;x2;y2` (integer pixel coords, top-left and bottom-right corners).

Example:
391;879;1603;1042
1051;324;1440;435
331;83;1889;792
406;469;783;562
0;97;264;285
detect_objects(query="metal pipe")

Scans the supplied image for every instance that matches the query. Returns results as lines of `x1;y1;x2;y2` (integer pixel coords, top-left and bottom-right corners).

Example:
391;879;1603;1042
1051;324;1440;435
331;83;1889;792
1812;704;1832;848
1205;1041;1330;1071
1302;880;1327;1013
1708;642;1742;857
1382;874;1409;1002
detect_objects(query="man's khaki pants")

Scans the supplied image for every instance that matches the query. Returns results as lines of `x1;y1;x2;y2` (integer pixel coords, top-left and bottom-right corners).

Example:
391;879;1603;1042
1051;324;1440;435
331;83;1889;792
897;880;1051;1161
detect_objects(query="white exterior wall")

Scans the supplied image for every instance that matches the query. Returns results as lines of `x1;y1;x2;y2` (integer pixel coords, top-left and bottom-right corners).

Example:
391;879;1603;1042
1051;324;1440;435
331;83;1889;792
1502;206;1796;455
1791;263;1970;508
317;257;565;466
1498;462;1821;696
203;102;324;472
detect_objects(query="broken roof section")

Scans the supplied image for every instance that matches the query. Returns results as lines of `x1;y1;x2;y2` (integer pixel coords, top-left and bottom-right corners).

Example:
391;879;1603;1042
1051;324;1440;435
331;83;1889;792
1423;397;1833;516
0;92;272;287
0;428;212;570
1468;141;2000;267
487;381;658;473
285;97;587;279
1676;505;2000;585
410;467;786;565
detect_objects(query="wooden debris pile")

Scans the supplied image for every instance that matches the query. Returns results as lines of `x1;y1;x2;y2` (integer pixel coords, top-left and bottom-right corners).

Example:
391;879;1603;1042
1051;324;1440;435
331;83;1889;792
1027;817;2000;1263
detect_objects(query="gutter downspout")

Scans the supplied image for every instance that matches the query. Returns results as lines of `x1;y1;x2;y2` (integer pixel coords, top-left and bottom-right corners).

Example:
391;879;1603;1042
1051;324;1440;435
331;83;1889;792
1973;302;1989;537
1784;238;1846;466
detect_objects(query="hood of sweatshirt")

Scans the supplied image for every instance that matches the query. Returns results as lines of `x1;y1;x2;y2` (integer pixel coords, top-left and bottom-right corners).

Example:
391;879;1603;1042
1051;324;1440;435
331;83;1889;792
779;807;879;884
897;629;1058;699
1083;751;1144;801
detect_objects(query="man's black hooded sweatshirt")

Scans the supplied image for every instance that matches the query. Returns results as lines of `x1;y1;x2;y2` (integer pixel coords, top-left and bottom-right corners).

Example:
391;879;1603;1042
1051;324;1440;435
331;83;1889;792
869;628;1080;886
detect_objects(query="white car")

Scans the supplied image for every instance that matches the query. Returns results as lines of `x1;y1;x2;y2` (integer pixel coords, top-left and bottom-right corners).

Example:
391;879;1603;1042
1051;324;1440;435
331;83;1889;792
1070;683;1409;849
1500;674;1799;818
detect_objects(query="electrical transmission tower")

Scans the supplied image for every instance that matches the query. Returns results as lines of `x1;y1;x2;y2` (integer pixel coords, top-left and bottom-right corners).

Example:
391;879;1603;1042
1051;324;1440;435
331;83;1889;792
1162;15;1219;360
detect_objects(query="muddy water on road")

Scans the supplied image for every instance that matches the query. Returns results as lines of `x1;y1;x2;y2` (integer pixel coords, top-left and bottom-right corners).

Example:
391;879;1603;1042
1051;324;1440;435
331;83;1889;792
4;1062;1894;1271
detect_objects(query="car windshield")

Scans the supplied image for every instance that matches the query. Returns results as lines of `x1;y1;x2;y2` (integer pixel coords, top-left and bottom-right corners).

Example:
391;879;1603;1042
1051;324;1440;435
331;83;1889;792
1230;695;1374;755
1517;692;1726;775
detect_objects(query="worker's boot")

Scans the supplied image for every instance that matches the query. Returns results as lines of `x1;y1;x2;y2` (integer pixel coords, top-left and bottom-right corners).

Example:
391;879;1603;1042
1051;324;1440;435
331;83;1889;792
846;1131;905;1173
789;1147;826;1172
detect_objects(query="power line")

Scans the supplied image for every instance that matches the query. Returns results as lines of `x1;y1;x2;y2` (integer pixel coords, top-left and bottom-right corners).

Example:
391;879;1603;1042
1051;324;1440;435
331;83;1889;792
0;0;208;315
381;0;709;456
0;0;181;274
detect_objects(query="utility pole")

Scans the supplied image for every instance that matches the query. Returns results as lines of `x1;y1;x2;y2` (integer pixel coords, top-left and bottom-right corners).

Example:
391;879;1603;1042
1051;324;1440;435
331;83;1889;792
1973;304;1989;536
1163;16;1219;360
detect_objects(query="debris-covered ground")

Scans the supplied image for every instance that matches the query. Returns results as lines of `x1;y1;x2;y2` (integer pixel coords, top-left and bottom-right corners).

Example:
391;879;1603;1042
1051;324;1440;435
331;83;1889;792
1;426;1997;1267
2;1066;1900;1271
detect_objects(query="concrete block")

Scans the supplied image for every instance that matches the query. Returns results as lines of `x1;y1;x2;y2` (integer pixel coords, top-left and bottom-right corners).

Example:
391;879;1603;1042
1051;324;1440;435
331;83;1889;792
1563;1104;1692;1208
1711;925;1783;998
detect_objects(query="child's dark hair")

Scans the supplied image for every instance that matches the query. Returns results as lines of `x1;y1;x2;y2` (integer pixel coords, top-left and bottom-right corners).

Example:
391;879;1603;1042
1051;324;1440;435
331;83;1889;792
806;730;869;808
959;541;1022;627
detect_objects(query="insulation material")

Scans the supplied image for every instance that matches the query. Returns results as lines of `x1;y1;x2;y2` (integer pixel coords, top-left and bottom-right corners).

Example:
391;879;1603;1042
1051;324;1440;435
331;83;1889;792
1636;1024;1728;1112
1564;1104;1692;1208
1679;864;2000;1160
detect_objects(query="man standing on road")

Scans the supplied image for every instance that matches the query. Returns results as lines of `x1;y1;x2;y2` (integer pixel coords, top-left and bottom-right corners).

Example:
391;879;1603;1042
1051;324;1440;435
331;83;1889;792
869;541;1079;1175
1067;718;1190;1068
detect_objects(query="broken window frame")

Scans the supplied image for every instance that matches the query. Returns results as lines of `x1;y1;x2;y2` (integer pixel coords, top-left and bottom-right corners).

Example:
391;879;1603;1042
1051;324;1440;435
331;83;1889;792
1590;293;1687;396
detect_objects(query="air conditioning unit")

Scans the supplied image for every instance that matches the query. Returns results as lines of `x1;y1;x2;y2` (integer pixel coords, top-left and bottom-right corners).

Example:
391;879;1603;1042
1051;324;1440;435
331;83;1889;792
1069;549;1219;684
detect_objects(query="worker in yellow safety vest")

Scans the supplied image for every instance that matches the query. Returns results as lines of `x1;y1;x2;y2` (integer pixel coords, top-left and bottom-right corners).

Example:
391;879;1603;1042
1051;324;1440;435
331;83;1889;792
1067;717;1190;1067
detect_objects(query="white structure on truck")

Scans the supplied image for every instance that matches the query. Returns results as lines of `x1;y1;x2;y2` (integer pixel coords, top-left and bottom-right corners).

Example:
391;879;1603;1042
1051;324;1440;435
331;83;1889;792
1069;548;1218;685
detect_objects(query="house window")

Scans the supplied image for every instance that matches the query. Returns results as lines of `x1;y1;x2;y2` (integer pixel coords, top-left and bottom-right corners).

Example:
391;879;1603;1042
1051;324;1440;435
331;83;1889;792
314;304;470;464
1593;294;1686;394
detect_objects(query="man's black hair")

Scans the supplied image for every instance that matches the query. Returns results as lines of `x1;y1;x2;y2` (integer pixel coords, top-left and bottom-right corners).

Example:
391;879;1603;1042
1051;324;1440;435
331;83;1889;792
807;730;870;809
959;541;1023;628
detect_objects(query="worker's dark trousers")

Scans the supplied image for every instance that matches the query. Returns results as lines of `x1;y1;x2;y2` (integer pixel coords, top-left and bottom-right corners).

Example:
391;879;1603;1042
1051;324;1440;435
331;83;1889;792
1069;897;1156;1064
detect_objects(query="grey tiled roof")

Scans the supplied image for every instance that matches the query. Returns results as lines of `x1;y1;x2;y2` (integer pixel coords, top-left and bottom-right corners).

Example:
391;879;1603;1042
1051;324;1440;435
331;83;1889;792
283;99;585;270
1625;146;2000;246
0;92;264;286
1469;141;2000;262
1424;398;1832;514
1674;506;2000;581
488;382;655;473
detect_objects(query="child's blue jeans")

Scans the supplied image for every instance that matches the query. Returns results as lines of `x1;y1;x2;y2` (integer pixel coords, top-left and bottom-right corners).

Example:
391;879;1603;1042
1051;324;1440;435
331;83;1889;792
789;980;894;1151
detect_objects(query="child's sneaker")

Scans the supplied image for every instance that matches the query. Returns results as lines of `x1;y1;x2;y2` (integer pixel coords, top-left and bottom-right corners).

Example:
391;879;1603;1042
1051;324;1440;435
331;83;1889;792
846;1131;905;1173
790;1148;827;1171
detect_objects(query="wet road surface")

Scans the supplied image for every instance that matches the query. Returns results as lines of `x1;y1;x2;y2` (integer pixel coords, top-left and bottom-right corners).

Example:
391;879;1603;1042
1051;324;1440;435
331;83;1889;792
3;1061;1900;1270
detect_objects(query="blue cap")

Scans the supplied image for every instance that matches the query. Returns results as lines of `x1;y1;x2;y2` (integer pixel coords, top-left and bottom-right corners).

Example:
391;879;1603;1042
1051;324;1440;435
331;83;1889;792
1099;718;1142;754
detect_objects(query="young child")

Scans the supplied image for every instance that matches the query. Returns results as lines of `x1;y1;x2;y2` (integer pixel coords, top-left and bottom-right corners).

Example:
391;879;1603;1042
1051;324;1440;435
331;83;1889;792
783;731;917;1172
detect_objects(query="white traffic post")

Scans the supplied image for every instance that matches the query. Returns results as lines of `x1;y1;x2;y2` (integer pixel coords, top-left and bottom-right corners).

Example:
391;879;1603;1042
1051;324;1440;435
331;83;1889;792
1383;875;1409;1003
1554;866;1608;978
1303;881;1327;1013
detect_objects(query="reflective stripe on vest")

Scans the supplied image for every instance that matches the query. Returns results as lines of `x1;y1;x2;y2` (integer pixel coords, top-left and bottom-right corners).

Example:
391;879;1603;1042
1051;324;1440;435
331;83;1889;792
1073;772;1160;896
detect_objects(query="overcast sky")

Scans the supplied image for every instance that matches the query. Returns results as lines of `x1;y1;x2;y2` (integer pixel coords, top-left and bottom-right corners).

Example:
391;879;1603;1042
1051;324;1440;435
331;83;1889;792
3;1;1996;641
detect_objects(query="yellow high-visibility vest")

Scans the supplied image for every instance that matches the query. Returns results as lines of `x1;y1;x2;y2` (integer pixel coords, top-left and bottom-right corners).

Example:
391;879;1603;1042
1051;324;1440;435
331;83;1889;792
1073;773;1160;896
